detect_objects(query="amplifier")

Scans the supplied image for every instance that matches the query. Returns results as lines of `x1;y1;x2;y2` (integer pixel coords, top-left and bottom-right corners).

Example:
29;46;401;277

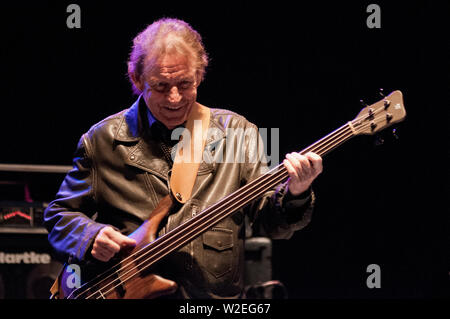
244;237;288;298
0;202;62;299
0;232;62;299
0;201;47;230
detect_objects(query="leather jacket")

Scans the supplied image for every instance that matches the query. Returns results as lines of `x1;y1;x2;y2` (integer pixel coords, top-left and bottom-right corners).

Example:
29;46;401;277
44;95;315;299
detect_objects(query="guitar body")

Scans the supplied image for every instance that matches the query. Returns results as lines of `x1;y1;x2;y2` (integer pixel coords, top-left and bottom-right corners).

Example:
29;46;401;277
57;250;178;299
55;195;178;299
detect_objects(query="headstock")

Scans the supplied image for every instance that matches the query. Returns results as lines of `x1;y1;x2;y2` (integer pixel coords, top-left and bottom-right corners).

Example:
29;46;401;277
351;90;406;136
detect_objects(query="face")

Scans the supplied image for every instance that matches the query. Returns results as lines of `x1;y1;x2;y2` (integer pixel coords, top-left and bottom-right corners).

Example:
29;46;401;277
138;53;199;129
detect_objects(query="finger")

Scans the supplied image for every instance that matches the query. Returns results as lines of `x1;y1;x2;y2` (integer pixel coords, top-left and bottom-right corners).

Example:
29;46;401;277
292;153;312;176
96;233;121;254
286;153;303;176
105;228;137;248
93;243;118;261
305;152;323;174
95;250;110;261
305;152;321;163
288;153;310;180
283;158;299;181
92;248;113;262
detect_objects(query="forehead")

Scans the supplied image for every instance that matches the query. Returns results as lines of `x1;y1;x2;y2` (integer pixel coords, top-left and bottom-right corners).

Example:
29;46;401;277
149;53;196;80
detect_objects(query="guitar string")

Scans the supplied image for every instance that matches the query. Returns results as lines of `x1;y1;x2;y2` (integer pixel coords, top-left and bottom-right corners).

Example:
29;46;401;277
81;113;385;299
92;126;355;298
87;112;391;299
93;111;397;298
79;106;391;298
79;123;354;299
85;123;358;299
82;111;389;299
71;119;347;297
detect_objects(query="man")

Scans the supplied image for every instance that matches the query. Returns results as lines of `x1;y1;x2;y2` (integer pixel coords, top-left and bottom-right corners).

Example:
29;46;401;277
44;18;322;299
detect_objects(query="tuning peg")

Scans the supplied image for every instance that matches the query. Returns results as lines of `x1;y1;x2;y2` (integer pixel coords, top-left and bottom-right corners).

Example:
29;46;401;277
360;99;368;107
379;88;385;98
386;113;393;122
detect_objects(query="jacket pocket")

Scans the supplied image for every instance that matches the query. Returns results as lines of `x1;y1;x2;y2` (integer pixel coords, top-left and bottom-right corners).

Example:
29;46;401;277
202;227;233;278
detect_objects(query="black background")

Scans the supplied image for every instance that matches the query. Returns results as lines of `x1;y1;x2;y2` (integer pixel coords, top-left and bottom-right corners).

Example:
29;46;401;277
0;1;448;299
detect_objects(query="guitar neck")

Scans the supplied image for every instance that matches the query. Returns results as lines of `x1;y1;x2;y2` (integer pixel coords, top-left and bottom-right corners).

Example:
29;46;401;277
302;121;357;157
130;121;356;272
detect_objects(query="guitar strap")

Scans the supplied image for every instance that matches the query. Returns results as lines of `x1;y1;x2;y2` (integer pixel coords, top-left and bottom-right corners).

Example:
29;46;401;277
170;102;210;203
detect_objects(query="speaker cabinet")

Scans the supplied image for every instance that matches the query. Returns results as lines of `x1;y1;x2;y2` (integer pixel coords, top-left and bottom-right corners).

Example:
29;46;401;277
244;237;288;298
0;231;62;299
245;237;272;285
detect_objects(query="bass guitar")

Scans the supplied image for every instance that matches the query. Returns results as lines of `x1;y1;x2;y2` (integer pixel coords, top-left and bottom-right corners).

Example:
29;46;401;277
55;90;406;299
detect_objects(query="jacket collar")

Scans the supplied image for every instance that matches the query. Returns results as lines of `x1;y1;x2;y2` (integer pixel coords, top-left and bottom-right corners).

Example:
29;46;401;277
113;95;226;145
114;95;145;142
112;96;227;181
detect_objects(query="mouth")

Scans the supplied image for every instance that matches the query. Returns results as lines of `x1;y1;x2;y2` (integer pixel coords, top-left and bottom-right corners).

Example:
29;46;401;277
164;105;184;111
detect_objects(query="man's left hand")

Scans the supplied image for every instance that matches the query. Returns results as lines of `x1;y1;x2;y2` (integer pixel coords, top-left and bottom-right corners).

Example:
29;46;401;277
283;152;323;196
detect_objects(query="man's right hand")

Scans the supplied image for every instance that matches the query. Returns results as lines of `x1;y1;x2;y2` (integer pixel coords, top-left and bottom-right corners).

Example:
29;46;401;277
91;226;137;262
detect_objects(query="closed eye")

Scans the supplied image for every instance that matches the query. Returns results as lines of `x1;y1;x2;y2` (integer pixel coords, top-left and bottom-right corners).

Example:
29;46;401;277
151;82;169;92
178;81;193;90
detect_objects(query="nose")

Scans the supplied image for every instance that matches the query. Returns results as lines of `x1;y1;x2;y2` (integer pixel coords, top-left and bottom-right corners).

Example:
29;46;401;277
167;86;182;104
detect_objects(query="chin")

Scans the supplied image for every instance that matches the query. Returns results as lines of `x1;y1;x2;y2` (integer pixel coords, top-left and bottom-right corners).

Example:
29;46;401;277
157;103;194;128
165;117;186;129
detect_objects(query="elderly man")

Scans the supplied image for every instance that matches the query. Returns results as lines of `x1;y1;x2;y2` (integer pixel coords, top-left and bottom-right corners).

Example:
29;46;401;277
44;18;322;299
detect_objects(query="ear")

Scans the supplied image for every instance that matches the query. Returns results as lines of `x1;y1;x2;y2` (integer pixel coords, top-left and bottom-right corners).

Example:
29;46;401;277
130;72;144;92
195;71;202;88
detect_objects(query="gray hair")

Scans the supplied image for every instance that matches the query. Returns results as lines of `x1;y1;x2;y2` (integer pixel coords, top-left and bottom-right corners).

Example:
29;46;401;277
127;18;209;94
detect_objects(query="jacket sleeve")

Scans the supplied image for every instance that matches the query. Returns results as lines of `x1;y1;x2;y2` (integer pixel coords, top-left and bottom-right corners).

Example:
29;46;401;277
44;134;108;264
242;123;315;240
